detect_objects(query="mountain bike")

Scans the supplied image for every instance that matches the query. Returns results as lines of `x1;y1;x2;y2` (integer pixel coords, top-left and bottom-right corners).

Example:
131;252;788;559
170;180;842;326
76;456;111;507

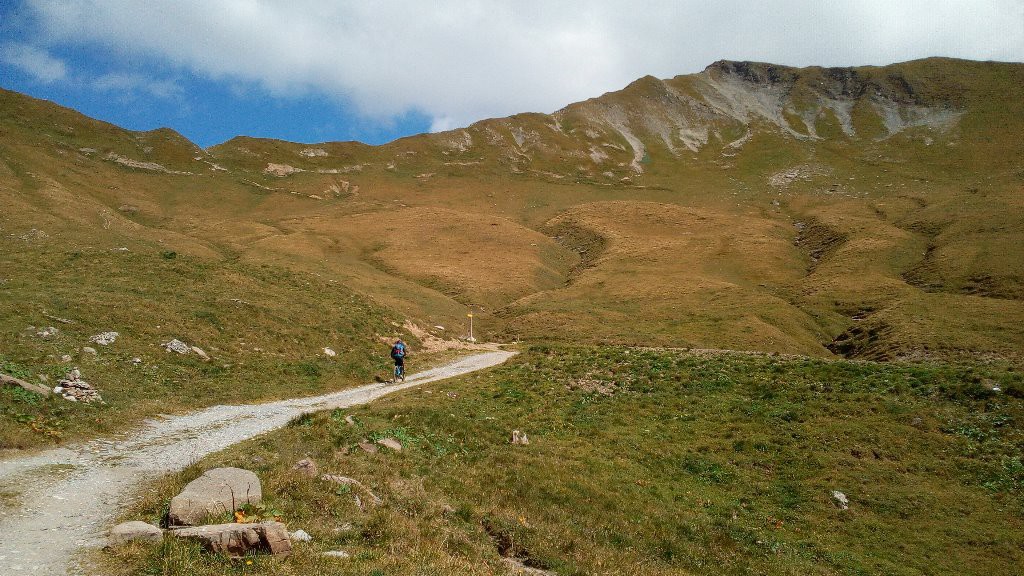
393;361;405;383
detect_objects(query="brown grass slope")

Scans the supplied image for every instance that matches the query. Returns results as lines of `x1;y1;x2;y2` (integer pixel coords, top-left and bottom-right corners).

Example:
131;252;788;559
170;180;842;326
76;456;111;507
2;57;1023;361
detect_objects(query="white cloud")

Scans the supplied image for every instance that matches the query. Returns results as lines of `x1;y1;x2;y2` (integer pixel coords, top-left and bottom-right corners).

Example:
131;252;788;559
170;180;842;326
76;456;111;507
92;72;183;100
0;41;67;83
22;0;1024;131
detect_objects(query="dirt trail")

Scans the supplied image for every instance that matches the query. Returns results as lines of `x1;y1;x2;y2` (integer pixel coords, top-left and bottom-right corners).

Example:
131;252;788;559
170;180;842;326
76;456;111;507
0;350;515;575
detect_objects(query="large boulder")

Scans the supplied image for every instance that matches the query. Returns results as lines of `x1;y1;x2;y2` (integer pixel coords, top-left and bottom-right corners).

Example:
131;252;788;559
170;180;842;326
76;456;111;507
170;521;291;557
109;521;163;546
168;467;262;526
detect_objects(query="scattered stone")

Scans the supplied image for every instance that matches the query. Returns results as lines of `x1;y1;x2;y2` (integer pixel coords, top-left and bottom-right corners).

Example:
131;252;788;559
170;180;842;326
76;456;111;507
289;529;312;542
38;374;48;383
163;339;190;354
36;326;59;338
292;458;318;478
376;437;402;451
320;474;382;506
109;521;163;546
57;368;102;403
170;521;290;557
357;442;379;454
503;558;556;575
831;490;849;510
433;325;445;331
1;372;51;396
131;357;143;365
90;332;119;346
441;504;457;515
344;415;356;426
53;386;64;394
321;550;351;559
61;354;73;362
168;467;262;526
190;346;210;361
82;346;98;355
323;347;337;357
511;430;530;445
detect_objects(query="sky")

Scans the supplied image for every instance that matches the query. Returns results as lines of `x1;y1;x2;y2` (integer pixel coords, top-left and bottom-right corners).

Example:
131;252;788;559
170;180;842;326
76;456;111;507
1;1;1022;148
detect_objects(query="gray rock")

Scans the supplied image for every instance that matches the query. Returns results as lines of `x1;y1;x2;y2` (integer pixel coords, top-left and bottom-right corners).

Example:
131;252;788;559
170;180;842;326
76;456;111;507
109;521;163;545
1;372;51;397
832;490;849;510
163;339;190;354
321;549;351;559
82;346;98;355
292;458;317;477
170;521;290;557
90;332;119;346
190;346;210;360
168;467;262;526
376;437;402;451
289;529;312;542
36;326;59;338
511;430;530;445
357;442;378;454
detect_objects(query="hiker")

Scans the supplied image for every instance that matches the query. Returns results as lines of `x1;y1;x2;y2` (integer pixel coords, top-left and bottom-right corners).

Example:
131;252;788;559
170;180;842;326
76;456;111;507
390;339;408;382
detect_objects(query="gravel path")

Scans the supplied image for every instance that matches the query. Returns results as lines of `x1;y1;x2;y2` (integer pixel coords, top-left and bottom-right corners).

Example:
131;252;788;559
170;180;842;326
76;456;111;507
0;350;515;575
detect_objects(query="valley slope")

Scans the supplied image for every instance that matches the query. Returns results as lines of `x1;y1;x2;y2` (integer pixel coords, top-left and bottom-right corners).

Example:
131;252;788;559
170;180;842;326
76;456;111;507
2;57;1023;362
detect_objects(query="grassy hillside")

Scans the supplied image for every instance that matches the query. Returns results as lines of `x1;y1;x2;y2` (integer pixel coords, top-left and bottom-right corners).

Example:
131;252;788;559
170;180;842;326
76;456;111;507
2;57;1023;453
100;346;1024;575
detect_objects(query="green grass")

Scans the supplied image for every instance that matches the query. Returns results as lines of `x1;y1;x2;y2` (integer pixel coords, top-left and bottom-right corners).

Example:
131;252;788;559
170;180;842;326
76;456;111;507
101;346;1024;575
0;242;412;450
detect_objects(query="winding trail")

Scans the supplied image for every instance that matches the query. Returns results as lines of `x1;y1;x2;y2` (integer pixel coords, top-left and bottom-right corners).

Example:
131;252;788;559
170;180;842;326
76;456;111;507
0;350;515;575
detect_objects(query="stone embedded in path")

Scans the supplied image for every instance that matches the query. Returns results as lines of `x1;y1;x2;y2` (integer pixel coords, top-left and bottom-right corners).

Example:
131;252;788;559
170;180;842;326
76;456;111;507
170;521;291;557
108;521;163;546
168;467;262;526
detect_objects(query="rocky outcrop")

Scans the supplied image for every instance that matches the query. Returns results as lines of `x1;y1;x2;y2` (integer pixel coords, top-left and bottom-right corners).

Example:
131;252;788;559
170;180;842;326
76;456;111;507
0;372;51;396
170;521;291;557
168;467;262;526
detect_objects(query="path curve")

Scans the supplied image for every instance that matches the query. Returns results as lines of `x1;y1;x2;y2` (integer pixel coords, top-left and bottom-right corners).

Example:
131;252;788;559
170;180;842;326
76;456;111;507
0;350;515;575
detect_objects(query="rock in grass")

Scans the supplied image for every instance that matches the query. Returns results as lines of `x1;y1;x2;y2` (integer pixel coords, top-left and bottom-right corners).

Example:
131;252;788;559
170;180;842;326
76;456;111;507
82;346;97;355
1;372;51;396
109;521;162;545
323;347;337;357
190;346;210;360
163;339;190;354
170;521;291;557
168;467;262;526
511;430;530;445
832;490;849;510
357;441;379;454
90;332;119;346
289;529;312;542
321;549;351;559
292;458;318;477
376;437;402;451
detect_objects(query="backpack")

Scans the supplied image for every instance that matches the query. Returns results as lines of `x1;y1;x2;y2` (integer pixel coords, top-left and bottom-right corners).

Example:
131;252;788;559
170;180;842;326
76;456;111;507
391;343;405;359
